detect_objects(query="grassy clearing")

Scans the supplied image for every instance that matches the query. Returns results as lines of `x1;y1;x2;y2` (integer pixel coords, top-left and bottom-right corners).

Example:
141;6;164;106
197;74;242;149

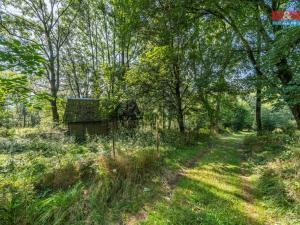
0;127;208;225
141;133;266;225
1;128;299;225
142;132;300;225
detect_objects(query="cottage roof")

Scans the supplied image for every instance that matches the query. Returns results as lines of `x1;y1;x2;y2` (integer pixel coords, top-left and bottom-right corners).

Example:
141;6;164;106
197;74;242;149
64;98;102;123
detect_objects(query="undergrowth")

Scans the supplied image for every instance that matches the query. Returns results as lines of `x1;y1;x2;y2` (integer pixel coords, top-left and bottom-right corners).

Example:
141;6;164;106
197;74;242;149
0;127;205;225
243;132;300;224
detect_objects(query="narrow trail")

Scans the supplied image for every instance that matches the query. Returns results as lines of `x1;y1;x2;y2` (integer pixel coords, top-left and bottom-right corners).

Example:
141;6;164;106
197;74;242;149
127;133;274;225
126;147;211;225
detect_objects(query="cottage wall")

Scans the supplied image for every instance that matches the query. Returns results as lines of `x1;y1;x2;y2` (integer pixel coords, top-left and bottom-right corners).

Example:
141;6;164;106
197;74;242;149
64;98;141;139
68;121;118;138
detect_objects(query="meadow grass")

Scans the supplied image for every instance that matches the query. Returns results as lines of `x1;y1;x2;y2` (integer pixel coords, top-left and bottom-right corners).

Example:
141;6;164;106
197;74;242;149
142;133;264;225
0;127;206;225
142;132;300;225
1;128;299;225
244;133;300;225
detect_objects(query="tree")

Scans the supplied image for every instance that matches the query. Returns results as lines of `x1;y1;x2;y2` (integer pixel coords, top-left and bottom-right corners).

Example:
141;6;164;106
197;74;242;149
1;0;82;125
189;17;239;133
188;0;300;129
0;37;45;127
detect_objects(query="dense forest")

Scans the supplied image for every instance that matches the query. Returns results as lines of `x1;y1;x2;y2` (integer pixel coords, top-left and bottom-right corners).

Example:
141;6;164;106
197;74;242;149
0;0;299;225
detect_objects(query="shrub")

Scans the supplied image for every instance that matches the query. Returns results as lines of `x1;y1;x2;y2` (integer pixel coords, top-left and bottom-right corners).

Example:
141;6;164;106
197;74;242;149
243;133;298;153
261;106;297;132
160;130;200;148
0;128;15;137
222;100;253;131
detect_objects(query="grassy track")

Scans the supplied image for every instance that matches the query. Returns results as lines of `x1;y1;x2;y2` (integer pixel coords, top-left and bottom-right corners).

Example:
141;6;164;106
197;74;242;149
141;133;272;225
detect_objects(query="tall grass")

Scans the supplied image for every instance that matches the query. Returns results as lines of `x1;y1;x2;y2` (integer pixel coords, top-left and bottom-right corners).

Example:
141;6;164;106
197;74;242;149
0;127;202;225
243;132;300;224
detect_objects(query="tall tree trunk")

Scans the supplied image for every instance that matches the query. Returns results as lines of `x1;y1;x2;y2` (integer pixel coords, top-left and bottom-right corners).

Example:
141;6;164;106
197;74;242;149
168;117;172;130
213;94;221;134
291;105;300;129
177;109;185;133
174;64;185;133
256;10;263;136
162;104;166;129
49;65;60;126
256;88;262;134
22;105;26;128
50;99;59;125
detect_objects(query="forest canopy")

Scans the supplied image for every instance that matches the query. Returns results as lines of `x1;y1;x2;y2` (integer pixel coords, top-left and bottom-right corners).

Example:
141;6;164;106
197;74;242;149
0;0;299;132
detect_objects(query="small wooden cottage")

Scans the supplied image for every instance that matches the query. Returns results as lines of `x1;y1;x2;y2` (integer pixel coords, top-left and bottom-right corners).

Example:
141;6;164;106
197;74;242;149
64;98;109;138
64;98;141;138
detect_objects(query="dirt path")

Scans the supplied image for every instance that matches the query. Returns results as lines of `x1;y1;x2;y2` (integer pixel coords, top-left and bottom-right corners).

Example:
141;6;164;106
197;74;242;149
127;133;272;225
125;147;211;225
238;145;265;224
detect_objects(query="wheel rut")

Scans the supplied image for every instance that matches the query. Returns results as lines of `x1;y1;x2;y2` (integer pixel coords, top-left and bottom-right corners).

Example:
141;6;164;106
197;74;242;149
125;147;211;225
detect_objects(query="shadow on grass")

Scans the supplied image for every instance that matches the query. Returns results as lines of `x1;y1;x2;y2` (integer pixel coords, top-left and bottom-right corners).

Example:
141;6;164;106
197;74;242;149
142;133;263;225
142;174;262;225
254;168;295;208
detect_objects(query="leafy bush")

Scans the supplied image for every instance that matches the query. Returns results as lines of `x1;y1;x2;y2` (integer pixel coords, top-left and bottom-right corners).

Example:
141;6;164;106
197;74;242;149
0;128;15;137
223;100;253;131
35;163;81;192
244;133;299;152
261;106;297;132
160;130;200;148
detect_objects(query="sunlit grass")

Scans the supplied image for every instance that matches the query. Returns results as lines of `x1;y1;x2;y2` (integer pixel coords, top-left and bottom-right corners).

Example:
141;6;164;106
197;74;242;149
142;133;268;225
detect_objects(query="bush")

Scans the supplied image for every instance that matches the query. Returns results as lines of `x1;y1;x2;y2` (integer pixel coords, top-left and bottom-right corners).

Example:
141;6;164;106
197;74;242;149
35;163;80;192
160;130;200;148
0;128;15;137
261;106;297;132
243;133;298;153
222;100;253;131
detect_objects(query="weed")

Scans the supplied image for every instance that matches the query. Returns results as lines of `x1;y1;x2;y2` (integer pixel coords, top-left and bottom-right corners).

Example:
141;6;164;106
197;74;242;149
0;127;199;225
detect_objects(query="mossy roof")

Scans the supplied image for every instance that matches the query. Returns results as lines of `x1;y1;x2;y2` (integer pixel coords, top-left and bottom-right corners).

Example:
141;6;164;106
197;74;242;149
64;98;102;123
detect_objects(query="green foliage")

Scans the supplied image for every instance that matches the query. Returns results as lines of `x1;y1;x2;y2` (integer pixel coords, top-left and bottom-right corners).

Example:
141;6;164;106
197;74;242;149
244;132;300;224
261;106;296;132
0;38;45;76
1;0;300;223
0;127;205;225
160;130;200;148
223;99;253;131
0;72;29;104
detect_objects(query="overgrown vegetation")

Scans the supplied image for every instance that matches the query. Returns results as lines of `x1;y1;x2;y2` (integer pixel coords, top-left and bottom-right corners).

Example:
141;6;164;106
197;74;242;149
244;132;300;224
0;127;206;225
142;133;300;225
